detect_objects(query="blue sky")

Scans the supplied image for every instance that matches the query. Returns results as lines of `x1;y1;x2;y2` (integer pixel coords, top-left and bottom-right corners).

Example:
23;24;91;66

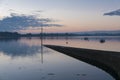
0;0;120;33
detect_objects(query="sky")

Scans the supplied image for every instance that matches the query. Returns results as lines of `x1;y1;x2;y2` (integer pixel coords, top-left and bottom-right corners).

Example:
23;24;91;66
0;0;120;33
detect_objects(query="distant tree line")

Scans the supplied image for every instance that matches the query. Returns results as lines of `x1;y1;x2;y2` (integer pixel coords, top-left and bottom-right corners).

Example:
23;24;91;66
0;32;120;38
0;32;20;38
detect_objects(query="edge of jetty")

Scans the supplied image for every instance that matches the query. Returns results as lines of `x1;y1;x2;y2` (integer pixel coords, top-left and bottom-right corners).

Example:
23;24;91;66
44;45;120;80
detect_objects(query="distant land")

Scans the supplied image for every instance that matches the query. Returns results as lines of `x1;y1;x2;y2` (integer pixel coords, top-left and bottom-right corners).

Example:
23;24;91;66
0;30;120;38
74;30;120;36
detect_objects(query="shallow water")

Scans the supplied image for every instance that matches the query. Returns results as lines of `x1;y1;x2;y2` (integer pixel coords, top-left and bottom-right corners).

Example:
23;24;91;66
0;36;118;80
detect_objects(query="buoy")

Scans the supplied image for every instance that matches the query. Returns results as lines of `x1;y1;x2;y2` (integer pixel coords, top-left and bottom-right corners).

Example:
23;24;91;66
100;39;105;43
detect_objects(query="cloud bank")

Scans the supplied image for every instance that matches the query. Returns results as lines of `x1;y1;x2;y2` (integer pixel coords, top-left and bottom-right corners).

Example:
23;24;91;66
0;13;62;31
104;9;120;16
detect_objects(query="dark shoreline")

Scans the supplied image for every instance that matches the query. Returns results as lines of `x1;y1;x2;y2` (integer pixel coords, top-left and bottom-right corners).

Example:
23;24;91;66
0;32;120;38
44;45;120;80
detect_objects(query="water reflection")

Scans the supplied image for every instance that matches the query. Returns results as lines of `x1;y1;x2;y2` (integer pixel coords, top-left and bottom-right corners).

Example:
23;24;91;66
0;37;19;42
0;38;116;80
44;36;120;52
0;38;44;58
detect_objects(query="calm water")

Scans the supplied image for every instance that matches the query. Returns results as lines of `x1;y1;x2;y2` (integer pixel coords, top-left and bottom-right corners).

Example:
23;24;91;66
0;36;119;80
44;36;120;52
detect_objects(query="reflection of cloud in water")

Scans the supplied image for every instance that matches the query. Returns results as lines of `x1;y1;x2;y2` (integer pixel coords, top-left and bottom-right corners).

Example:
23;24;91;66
19;38;43;46
0;40;48;58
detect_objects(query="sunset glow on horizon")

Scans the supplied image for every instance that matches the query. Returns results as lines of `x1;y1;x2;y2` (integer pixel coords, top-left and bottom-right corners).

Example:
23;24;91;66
0;0;120;33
